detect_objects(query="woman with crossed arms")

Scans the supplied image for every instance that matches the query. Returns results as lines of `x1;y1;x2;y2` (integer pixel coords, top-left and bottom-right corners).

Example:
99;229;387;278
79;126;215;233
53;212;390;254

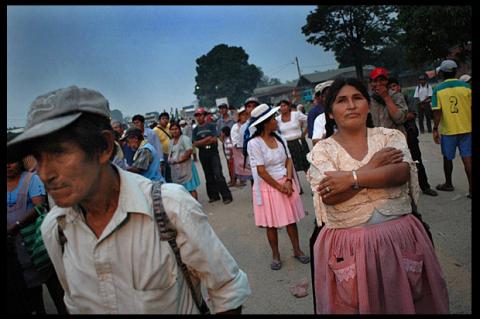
306;78;448;314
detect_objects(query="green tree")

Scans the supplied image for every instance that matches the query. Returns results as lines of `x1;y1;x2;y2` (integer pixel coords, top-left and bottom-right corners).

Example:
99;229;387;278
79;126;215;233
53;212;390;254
396;6;472;67
256;71;283;88
194;44;262;107
301;5;398;80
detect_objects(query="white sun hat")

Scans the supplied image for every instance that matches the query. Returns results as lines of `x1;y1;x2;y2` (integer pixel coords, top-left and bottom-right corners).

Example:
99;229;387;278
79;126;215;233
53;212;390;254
248;104;280;135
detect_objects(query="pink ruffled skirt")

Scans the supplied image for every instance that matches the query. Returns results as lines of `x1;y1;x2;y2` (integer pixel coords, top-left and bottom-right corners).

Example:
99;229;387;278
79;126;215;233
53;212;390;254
314;214;449;314
252;176;305;228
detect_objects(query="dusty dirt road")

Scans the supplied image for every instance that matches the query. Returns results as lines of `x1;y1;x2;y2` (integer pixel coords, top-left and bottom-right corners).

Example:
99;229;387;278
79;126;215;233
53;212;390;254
44;132;471;314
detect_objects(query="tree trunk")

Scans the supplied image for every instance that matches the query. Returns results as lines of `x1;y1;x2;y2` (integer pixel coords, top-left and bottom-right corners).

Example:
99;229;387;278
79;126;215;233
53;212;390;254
355;62;364;81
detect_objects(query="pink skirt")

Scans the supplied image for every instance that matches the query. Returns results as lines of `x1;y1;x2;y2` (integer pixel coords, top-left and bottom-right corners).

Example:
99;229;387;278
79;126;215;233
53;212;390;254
252;176;305;228
314;214;449;314
232;147;252;180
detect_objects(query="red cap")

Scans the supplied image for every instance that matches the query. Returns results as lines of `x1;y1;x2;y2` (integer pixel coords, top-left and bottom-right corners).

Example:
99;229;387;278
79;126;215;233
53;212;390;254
194;107;208;115
369;67;389;80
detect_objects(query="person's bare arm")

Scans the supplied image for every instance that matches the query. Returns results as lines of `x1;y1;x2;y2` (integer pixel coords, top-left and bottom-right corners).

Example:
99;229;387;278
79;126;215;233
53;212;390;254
171;149;193;164
257;165;289;195
432;110;442;144
316;147;408;205
7;195;46;235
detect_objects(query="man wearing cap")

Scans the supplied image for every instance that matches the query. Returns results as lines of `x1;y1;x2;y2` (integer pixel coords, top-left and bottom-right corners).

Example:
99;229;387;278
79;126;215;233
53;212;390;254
459;74;472;84
413;74;434;133
153;112;172;182
432;60;472;198
131;114;164;172
7;86;250;314
311;80;334;145
388;77;438;197
369;67;408;135
122;127;164;182
192;107;233;204
216;103;235;133
307;81;330;140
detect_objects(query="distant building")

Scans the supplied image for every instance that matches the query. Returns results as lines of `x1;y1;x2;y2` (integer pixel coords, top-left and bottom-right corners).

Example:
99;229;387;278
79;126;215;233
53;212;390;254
253;84;297;106
144;111;159;127
253;65;376;105
180;105;196;120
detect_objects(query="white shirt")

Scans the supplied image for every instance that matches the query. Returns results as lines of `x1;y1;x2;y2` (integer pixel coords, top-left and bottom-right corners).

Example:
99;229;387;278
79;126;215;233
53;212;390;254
230;122;243;148
247;136;291;205
41;167;251;314
312;112;327;140
276;111;307;141
413;84;433;102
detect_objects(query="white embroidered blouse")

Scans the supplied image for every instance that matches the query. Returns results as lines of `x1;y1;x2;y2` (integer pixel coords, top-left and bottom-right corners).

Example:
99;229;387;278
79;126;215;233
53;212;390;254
306;127;420;229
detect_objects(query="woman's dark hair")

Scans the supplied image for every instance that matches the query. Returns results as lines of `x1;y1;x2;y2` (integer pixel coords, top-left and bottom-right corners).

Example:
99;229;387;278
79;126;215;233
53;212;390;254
29;112;114;161
277;99;290;106
323;77;374;138
221;126;231;137
242;115;288;168
169;121;182;133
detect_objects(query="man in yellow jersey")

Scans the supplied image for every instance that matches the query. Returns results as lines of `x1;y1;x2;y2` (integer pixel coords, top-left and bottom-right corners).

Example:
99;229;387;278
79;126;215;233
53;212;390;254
431;59;472;198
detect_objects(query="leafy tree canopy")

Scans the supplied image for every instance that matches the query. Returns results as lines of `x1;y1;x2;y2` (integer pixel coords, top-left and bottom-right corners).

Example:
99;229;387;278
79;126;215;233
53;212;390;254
194;44;262;107
256;70;283;88
302;5;398;80
396;6;472;67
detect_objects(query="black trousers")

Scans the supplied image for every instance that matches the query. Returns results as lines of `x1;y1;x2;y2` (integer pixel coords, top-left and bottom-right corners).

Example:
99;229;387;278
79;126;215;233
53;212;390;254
406;131;431;191
417;102;433;133
199;147;232;201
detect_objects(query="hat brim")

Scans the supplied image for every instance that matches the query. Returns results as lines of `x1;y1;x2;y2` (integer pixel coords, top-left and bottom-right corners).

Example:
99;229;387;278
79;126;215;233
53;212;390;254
8;112;83;148
249;106;280;134
7;112;83;161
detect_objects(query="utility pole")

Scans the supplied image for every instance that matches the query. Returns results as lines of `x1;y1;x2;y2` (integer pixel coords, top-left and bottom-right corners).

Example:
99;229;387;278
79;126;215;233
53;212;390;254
295;57;302;79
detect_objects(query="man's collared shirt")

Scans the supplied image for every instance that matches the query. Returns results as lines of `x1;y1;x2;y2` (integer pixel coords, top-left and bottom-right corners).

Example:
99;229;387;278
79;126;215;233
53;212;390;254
41;168;251;314
216;115;235;135
369;92;408;135
307;102;324;139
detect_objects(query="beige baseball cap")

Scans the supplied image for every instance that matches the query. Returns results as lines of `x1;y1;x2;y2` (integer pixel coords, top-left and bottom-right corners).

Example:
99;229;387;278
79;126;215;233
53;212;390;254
8;85;110;149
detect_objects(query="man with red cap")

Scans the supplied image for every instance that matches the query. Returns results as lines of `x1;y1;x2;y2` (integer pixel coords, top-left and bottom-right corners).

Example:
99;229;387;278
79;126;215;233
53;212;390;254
369;67;408;135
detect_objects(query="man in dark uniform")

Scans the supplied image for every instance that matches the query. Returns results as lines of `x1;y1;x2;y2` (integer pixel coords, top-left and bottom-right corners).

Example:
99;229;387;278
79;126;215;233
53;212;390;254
192;108;233;204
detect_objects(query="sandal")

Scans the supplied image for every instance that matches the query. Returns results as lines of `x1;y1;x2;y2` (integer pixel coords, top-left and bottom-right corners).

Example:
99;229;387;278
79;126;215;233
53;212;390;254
436;183;455;192
294;255;310;264
270;260;282;270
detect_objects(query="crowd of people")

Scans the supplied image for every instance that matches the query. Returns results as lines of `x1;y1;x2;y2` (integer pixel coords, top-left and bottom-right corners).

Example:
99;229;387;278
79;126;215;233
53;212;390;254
6;58;470;314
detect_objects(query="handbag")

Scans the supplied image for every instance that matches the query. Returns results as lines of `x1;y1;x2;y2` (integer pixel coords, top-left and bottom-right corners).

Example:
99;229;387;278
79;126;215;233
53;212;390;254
19;204;52;272
151;181;210;314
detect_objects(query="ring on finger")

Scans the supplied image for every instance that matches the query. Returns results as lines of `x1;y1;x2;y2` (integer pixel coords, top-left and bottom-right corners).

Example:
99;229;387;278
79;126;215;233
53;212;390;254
326;186;331;193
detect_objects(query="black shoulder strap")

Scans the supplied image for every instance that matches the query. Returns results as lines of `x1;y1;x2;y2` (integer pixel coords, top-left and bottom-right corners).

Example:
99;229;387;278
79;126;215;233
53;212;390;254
57;216;67;254
151;181;209;314
157;126;172;139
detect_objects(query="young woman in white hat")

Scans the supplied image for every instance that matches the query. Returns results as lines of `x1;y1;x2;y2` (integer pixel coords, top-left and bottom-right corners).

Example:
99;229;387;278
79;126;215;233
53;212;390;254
244;104;310;271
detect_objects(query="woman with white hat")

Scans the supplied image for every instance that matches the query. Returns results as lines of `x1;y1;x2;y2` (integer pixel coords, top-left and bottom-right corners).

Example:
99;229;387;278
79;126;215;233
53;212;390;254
244;104;310;271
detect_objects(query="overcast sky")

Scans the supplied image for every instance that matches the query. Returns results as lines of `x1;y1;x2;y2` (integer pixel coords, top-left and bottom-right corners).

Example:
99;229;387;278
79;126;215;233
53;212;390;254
7;5;338;127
